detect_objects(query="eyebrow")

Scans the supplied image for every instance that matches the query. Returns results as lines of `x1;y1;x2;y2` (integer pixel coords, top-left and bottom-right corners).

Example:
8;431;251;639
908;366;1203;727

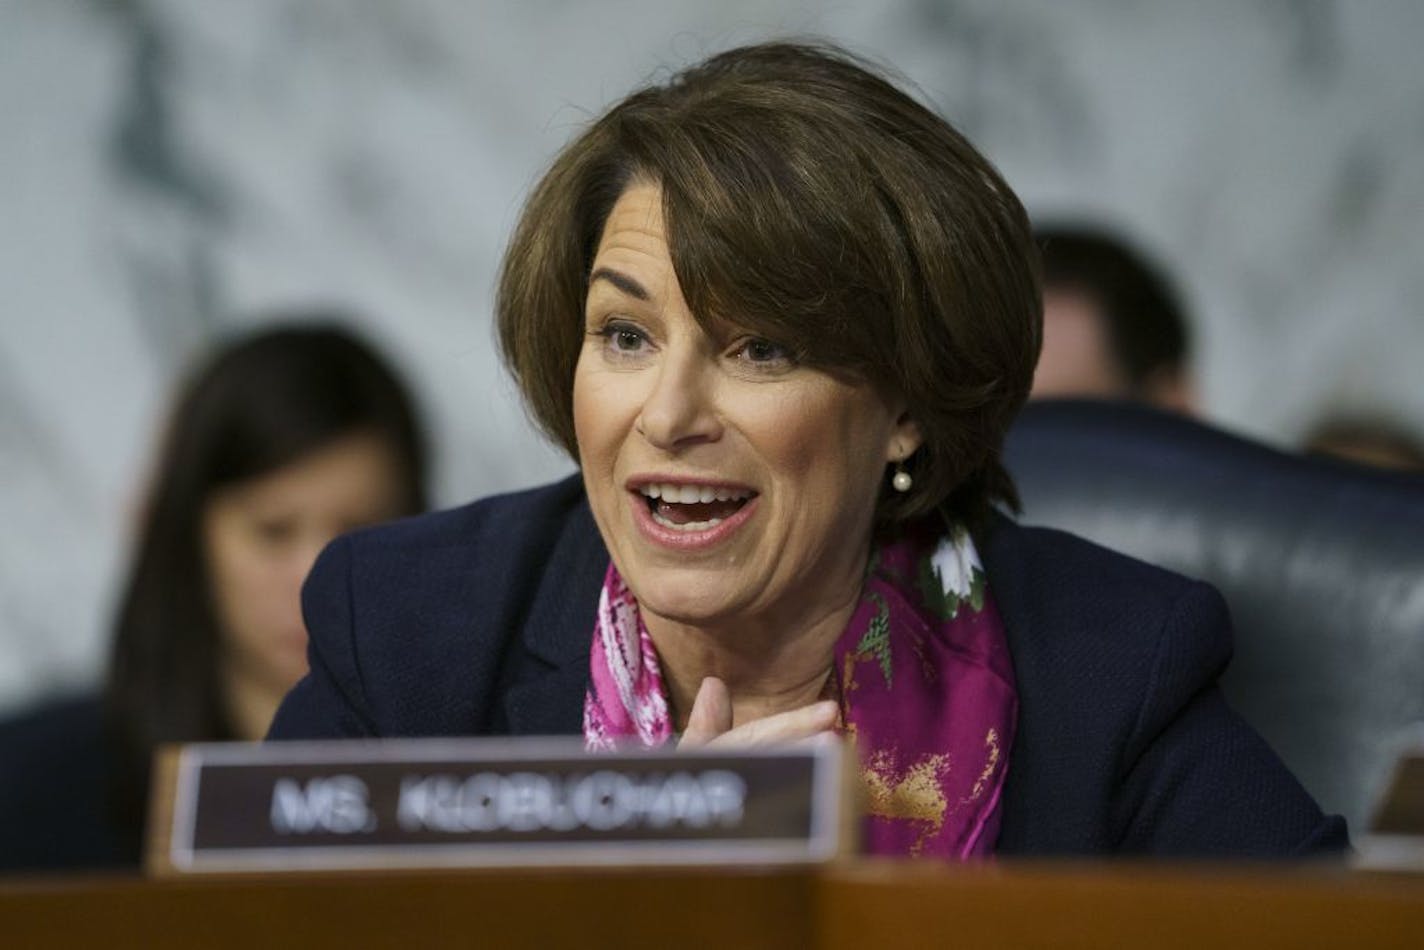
588;267;650;301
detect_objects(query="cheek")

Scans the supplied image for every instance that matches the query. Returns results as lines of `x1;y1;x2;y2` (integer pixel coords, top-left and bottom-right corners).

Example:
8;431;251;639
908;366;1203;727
207;539;290;642
571;360;598;448
748;389;887;491
573;365;638;469
572;368;631;542
571;378;599;463
210;548;258;624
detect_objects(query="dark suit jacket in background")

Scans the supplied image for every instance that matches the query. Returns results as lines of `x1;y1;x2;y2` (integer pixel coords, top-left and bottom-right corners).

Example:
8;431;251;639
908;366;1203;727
0;695;137;872
268;475;1346;857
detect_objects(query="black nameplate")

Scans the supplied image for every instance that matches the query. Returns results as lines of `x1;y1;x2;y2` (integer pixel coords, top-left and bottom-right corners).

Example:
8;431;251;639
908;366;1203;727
161;736;846;872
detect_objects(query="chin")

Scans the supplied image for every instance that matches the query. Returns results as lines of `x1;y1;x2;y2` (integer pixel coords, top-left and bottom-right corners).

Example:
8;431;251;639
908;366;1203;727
626;572;747;629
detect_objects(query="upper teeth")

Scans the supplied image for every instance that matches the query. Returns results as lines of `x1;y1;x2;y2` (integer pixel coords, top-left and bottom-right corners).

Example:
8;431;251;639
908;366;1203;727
640;483;752;504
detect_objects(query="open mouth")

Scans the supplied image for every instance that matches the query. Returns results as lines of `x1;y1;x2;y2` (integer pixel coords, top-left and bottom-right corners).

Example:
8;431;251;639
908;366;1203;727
638;482;756;532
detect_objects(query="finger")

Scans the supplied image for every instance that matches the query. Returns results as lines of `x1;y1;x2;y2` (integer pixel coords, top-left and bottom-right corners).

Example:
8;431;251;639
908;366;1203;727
679;676;733;748
705;700;839;749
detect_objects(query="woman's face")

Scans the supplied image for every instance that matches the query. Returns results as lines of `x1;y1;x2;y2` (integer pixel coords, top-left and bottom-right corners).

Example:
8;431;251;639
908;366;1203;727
574;182;921;630
202;432;408;698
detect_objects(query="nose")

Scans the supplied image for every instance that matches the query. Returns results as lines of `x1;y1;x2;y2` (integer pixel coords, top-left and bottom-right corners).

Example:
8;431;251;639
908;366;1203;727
636;347;723;451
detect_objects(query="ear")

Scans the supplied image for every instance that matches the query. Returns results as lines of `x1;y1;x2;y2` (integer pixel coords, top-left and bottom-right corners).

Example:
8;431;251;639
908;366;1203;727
885;410;924;463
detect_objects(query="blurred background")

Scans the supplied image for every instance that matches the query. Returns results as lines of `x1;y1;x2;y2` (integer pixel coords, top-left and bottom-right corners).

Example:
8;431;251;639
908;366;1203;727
2;0;1422;715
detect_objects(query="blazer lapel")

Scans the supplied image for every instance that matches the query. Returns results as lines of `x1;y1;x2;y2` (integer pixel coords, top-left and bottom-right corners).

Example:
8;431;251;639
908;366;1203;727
978;512;1033;655
501;495;608;736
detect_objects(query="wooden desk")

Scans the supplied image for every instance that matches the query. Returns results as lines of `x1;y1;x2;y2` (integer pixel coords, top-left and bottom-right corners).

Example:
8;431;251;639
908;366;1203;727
820;862;1424;950
2;862;1420;949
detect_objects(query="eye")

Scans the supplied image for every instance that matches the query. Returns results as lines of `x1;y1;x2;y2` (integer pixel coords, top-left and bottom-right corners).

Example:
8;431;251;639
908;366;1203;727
735;337;795;369
251;516;297;546
591;319;652;358
612;327;646;352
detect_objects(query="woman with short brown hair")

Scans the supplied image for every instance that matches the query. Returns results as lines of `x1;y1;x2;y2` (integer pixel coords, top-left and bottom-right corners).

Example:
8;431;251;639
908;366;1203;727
273;42;1343;858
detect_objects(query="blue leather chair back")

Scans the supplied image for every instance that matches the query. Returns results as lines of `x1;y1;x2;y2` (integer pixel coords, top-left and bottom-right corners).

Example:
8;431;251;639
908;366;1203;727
1004;399;1424;834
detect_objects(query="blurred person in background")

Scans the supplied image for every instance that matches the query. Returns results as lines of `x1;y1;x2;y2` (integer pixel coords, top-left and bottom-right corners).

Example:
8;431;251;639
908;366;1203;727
1032;225;1196;413
0;320;428;872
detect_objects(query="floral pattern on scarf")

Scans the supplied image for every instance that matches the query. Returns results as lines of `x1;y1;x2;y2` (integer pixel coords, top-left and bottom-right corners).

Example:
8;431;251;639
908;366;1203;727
582;519;1017;859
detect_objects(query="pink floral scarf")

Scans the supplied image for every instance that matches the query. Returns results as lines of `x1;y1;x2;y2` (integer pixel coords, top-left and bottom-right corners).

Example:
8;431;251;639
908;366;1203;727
582;519;1018;859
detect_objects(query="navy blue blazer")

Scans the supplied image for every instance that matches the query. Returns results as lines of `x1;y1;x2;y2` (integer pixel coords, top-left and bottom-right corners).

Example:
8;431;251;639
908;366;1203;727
269;475;1346;857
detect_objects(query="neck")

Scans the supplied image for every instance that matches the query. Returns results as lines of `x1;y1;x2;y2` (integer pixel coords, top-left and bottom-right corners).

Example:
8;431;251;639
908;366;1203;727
221;663;287;742
645;579;863;732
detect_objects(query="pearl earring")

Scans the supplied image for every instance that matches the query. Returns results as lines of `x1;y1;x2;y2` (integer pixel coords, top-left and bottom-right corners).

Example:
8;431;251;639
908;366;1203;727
892;461;912;493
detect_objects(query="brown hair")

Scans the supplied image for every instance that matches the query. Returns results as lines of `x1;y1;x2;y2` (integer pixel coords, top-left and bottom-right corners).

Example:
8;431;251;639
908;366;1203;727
498;41;1041;529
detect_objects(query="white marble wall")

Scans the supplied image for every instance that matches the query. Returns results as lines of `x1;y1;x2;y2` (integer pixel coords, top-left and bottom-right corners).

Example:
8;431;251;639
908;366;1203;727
3;0;1422;713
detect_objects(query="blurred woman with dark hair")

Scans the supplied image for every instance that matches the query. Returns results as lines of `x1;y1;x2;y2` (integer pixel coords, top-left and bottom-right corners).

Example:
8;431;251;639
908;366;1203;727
0;320;427;872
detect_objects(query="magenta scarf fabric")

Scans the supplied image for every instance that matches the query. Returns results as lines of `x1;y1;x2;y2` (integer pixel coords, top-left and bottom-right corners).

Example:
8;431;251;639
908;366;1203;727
582;519;1018;859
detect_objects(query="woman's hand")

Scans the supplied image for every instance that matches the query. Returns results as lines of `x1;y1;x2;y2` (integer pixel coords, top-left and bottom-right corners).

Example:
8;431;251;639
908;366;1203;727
678;676;839;748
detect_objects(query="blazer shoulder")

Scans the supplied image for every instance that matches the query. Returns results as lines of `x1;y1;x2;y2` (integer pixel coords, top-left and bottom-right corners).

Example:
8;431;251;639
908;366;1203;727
308;473;592;639
280;474;593;738
983;517;1232;679
340;472;589;559
985;517;1317;856
985;517;1210;605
